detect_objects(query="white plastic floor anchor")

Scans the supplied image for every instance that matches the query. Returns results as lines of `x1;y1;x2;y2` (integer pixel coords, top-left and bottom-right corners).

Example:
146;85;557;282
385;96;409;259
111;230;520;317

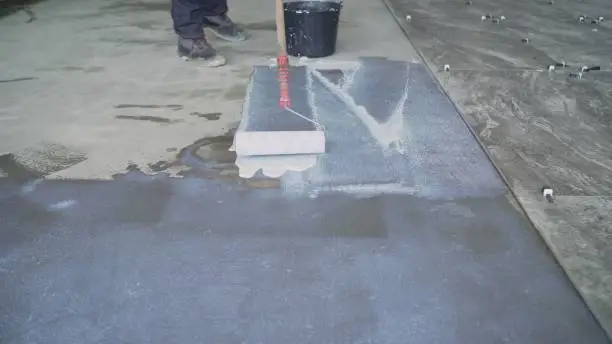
542;186;554;203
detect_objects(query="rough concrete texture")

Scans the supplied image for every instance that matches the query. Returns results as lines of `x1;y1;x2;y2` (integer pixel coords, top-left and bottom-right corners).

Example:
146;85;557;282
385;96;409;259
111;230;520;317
274;58;506;199
1;0;611;343
384;0;612;337
1;166;610;343
0;0;416;180
3;51;611;344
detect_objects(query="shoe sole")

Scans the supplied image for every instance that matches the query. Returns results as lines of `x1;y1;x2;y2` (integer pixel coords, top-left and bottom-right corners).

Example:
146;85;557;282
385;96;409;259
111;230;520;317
180;54;227;67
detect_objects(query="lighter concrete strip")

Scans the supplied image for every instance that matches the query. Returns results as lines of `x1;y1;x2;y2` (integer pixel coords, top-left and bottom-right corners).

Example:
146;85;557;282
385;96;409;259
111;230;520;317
0;0;421;180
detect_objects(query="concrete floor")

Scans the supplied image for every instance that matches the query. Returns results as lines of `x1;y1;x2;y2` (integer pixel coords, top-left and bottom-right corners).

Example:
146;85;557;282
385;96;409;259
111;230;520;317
383;0;612;337
1;0;610;343
0;0;417;179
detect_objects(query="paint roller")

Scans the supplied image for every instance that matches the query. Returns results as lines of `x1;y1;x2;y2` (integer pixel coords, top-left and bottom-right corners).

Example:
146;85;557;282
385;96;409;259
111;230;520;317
276;0;291;108
232;0;325;157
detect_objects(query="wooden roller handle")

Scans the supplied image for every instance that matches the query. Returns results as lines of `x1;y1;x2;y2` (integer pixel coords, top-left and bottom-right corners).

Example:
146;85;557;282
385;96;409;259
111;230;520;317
276;0;290;108
276;0;287;53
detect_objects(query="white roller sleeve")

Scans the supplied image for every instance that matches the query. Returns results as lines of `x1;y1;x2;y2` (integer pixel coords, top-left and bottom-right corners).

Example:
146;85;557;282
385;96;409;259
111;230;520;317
234;130;325;156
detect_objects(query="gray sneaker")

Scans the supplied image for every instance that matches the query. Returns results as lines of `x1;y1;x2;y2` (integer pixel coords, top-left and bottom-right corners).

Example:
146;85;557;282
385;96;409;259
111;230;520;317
178;37;226;67
203;14;247;42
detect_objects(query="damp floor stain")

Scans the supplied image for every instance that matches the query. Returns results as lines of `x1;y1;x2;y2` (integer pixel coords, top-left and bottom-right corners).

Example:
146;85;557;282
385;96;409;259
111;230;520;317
140;131;280;188
181;134;239;178
148;160;173;172
0;153;43;182
183;134;281;188
142;133;237;179
194;141;235;164
115;104;183;111
115;115;180;124
190;112;222;120
0;77;36;84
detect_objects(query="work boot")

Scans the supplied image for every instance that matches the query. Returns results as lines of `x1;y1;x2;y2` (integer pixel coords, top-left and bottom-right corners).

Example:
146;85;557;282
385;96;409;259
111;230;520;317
203;14;247;42
177;37;226;67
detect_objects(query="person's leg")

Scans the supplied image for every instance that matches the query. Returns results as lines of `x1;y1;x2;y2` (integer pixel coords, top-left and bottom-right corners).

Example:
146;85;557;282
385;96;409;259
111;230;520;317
201;0;247;42
171;0;205;39
199;0;228;16
171;0;226;66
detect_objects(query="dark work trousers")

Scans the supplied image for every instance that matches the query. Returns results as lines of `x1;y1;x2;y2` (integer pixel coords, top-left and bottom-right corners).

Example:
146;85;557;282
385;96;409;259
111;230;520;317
171;0;228;39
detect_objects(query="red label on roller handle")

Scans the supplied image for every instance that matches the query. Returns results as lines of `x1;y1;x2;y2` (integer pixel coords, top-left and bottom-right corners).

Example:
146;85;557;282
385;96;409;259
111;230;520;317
277;55;291;108
279;81;291;107
277;55;289;67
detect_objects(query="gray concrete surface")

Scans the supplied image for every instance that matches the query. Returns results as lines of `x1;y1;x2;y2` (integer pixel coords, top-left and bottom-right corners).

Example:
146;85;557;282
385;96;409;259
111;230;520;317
1;0;610;342
383;0;612;337
1;58;609;343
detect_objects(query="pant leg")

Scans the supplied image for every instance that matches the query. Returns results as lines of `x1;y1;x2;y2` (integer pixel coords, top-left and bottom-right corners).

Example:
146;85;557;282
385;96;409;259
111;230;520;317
171;0;206;39
200;0;228;16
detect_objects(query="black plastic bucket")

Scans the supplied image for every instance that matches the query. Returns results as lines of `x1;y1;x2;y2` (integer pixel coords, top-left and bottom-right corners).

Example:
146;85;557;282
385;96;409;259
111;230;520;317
284;1;342;58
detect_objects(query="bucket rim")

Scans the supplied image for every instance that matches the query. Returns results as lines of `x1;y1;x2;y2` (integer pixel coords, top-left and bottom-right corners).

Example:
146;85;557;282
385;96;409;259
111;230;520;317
283;0;343;12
